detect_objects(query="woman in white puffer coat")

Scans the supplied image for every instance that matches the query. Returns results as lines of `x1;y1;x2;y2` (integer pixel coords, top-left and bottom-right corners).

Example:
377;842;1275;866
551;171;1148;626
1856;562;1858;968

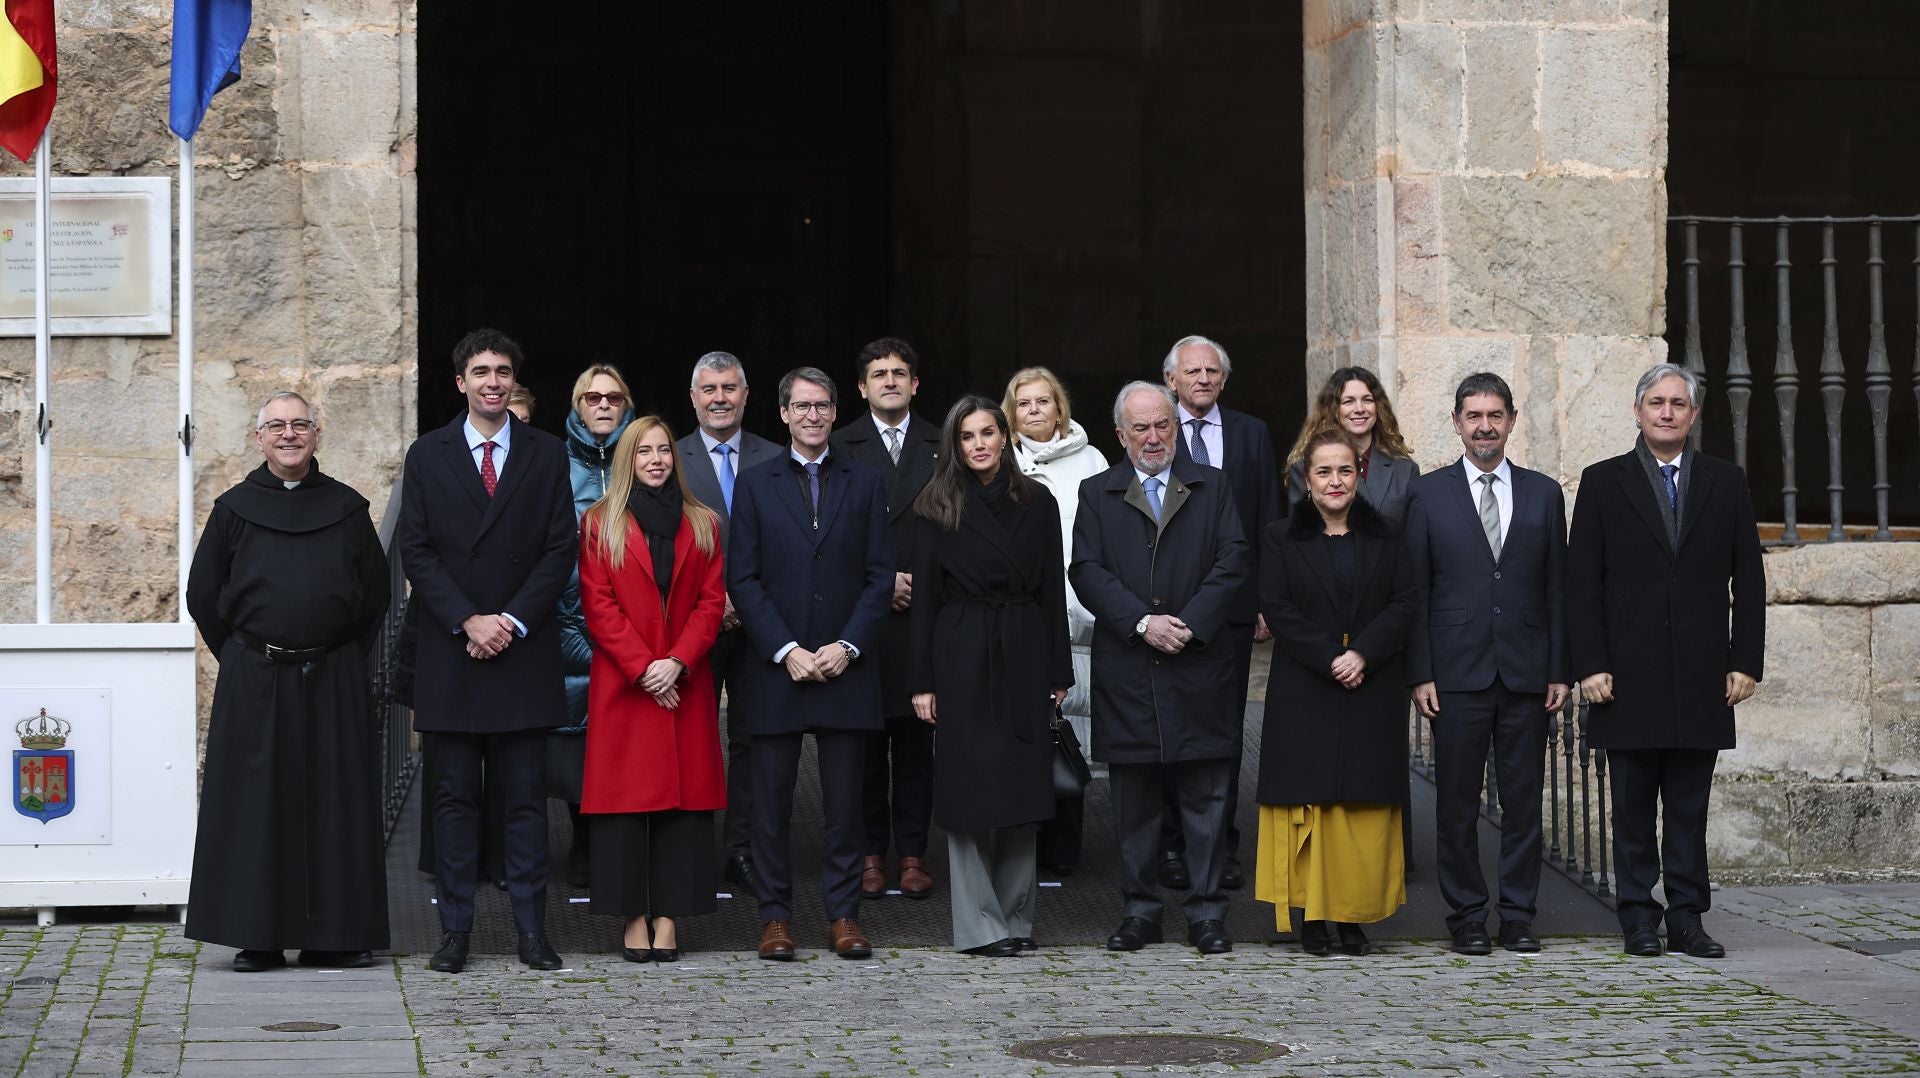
1002;367;1109;875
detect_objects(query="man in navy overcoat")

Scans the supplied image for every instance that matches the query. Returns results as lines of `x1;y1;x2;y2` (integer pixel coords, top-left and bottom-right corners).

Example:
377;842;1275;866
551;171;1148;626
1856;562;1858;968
727;366;894;961
398;328;577;973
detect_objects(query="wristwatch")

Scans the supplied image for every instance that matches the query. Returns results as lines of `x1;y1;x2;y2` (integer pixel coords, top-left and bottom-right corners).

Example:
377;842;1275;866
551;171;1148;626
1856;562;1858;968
1135;614;1152;636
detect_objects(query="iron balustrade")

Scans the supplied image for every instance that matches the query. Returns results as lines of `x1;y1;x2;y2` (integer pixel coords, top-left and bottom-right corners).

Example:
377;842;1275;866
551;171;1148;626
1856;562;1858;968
372;472;419;843
1408;694;1613;901
1674;215;1920;541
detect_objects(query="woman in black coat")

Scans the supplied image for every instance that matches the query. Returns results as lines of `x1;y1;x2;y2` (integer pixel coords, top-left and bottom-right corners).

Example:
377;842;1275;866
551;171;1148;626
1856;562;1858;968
908;396;1074;957
1256;430;1415;957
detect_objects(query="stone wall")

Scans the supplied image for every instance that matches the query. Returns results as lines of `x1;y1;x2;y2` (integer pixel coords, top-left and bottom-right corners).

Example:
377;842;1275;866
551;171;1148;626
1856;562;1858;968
1303;0;1668;482
1712;543;1920;874
0;2;416;635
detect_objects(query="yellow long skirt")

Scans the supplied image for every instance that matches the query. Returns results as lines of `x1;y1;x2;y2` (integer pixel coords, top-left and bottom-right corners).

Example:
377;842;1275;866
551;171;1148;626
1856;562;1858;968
1254;803;1406;928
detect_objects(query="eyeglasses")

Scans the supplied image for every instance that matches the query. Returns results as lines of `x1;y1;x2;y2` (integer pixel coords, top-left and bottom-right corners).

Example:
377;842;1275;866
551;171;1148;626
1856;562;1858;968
785;401;836;416
579;392;627;407
258;419;316;436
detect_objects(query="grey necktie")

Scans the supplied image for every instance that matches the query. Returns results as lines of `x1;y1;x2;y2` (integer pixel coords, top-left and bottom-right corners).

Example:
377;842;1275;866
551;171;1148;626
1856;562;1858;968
1187;418;1210;466
1478;472;1502;561
883;426;902;465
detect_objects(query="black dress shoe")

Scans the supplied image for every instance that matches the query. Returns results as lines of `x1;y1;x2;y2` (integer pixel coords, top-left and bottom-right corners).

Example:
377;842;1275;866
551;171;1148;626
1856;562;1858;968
621;947;650;964
296;949;372;969
518;931;562;970
961;938;1022;957
1623;922;1663;957
1012;937;1038;952
724;852;763;898
1299;920;1332;956
1499;920;1542;953
429;931;469;973
1156;853;1191;890
231;949;285;973
1187;919;1232;955
1106;917;1163;951
1220;859;1246;890
1450;923;1493;956
1335;922;1370;956
1670;925;1726;958
651;947;680;963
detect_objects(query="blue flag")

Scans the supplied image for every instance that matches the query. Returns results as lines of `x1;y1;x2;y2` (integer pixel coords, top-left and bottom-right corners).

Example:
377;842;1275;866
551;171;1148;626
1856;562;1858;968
169;0;252;141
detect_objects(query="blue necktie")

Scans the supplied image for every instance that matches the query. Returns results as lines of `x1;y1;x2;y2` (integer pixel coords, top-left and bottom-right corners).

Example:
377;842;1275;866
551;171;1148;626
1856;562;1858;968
1143;476;1163;521
1188;418;1211;466
804;461;821;522
1660;463;1679;512
714;444;735;513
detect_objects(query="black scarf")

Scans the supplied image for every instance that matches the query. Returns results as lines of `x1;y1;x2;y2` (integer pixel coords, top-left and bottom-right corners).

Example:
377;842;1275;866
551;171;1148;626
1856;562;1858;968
973;468;1013;516
625;476;683;600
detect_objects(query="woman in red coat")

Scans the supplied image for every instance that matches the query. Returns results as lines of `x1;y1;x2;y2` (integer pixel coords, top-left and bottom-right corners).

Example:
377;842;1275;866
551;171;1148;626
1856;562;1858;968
579;415;727;963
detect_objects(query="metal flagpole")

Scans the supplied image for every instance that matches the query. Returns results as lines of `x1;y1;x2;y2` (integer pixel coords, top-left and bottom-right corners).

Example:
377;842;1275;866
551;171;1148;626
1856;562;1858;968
177;135;195;624
32;123;51;625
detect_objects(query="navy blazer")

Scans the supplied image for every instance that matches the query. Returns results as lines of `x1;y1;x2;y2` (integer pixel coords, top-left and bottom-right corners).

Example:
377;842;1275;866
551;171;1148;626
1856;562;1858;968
397;413;577;733
1172;404;1282;623
1403;457;1569;693
725;451;895;735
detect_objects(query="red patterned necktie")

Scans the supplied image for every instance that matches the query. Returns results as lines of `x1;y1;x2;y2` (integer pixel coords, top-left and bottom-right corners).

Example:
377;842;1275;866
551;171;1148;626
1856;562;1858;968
480;440;498;497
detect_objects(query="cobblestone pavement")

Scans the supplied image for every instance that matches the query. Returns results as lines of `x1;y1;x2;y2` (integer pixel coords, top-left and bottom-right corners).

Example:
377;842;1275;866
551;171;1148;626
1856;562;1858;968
5;887;1920;1077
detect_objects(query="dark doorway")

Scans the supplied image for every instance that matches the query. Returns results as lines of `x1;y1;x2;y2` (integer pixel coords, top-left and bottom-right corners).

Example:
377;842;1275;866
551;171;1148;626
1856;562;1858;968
1667;1;1920;529
419;5;1305;456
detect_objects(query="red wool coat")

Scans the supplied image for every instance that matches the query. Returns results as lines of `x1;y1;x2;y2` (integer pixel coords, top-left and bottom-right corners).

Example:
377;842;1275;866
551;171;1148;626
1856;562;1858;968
578;512;727;814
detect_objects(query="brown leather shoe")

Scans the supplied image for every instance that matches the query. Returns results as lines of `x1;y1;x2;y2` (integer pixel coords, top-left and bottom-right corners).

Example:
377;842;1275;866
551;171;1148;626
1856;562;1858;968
828;917;873;959
860;854;887;899
757;920;796;961
898;856;933;899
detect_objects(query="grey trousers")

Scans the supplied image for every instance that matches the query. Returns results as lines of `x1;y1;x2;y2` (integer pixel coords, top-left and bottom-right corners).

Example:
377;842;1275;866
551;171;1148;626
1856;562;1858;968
947;827;1038;952
1110;759;1232;925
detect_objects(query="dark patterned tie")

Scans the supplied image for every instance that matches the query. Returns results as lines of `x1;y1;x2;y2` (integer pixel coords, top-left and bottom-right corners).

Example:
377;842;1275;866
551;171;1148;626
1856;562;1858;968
804;461;821;525
1660;463;1679;512
480;441;498;497
1188;418;1210;466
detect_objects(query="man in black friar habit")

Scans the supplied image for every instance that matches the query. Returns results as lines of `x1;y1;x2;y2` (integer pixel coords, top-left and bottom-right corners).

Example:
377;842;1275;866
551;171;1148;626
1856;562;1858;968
185;391;391;973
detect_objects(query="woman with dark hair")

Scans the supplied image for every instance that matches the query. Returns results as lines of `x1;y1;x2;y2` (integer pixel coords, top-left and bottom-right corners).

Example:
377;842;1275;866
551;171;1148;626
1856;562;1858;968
578;415;727;962
1285;367;1419;525
908;396;1074;957
1256;429;1415;957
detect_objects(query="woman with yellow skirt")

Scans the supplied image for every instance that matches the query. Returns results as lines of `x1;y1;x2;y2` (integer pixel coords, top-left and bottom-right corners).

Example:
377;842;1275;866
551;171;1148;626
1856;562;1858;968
1254;430;1416;955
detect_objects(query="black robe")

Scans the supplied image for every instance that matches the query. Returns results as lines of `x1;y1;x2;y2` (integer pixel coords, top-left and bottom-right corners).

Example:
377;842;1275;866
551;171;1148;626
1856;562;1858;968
907;480;1074;833
184;462;391;952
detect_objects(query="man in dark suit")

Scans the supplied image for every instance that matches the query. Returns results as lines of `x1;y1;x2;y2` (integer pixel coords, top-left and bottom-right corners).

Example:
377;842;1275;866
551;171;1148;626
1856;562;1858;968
397;328;577;973
727;366;895;961
1404;371;1569;956
828;337;942;901
677;350;784;899
1569;363;1764;959
1163;334;1281;891
1071;381;1249;957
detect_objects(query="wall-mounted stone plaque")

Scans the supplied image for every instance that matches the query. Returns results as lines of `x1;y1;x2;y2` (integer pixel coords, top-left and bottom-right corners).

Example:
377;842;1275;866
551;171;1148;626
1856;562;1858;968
0;176;172;337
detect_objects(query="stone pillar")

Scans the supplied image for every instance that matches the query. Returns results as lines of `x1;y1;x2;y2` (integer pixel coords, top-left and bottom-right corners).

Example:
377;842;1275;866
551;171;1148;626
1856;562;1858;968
0;2;417;624
1303;0;1669;482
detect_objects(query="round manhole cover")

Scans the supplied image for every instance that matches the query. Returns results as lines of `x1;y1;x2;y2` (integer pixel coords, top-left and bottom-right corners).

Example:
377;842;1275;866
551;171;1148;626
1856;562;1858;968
260;1022;341;1033
1009;1034;1287;1066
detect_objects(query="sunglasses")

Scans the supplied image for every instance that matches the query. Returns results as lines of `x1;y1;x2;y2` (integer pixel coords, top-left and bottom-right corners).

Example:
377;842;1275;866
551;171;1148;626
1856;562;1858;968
579;392;627;407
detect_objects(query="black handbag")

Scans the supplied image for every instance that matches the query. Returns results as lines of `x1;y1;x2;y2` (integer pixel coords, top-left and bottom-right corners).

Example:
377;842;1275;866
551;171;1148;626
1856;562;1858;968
1050;706;1092;799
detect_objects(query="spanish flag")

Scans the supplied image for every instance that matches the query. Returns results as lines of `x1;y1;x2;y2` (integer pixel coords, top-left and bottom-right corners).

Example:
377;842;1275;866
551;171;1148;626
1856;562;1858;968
0;0;54;162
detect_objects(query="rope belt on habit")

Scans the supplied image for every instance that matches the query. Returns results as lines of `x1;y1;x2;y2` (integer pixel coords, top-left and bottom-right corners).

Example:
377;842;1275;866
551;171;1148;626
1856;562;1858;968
229;628;345;664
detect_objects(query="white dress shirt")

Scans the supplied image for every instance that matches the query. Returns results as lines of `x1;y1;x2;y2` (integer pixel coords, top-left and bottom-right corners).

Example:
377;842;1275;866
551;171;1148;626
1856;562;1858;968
1461;456;1514;547
460;415;525;637
1176;402;1225;469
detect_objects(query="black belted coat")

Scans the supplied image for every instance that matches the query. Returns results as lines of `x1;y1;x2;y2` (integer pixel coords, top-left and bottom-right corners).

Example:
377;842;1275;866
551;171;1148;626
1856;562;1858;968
907;481;1074;832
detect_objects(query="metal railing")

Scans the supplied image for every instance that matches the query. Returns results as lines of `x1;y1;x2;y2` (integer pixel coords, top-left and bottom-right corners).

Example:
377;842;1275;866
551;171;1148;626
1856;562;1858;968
372;474;419;843
1673;215;1920;541
1408;696;1613;901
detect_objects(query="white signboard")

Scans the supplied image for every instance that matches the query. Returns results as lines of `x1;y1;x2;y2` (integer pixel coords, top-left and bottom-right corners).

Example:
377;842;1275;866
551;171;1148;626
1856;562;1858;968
0;176;172;337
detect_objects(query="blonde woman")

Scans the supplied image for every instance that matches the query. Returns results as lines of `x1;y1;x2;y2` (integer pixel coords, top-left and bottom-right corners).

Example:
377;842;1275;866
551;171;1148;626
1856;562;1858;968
578;416;727;962
1284;367;1418;526
1002;367;1107;875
